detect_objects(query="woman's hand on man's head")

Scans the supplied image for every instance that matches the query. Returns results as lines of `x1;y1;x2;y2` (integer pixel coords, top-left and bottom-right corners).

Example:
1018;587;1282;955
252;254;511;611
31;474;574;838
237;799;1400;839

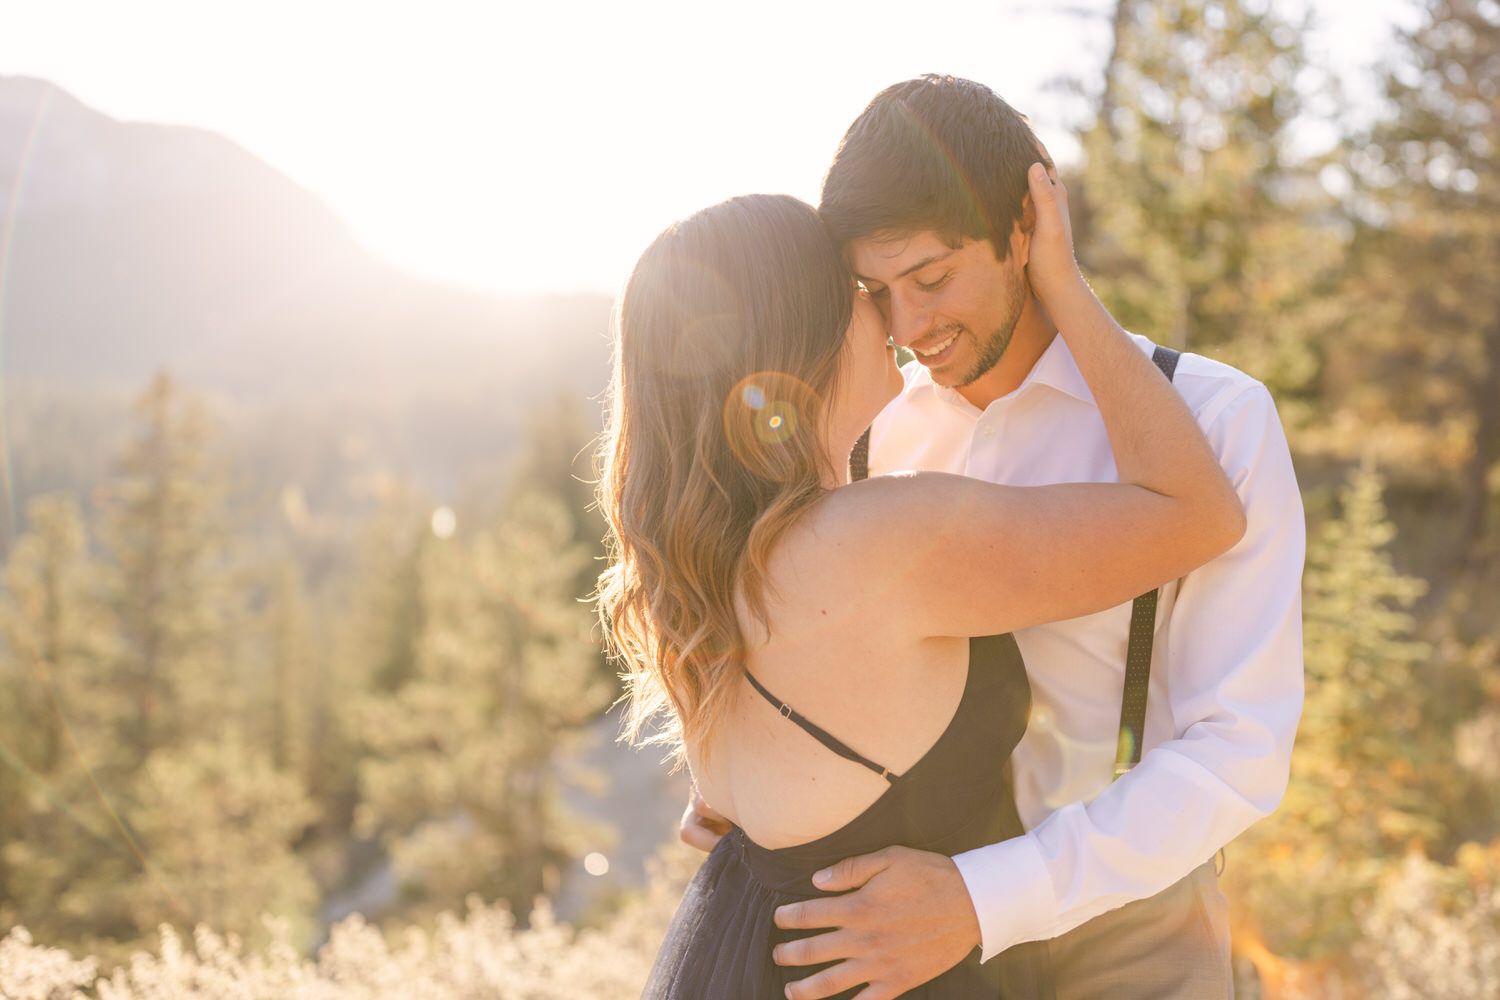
1023;163;1085;307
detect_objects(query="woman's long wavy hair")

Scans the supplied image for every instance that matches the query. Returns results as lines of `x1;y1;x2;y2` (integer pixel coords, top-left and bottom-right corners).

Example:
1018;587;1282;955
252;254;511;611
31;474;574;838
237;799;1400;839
597;195;855;766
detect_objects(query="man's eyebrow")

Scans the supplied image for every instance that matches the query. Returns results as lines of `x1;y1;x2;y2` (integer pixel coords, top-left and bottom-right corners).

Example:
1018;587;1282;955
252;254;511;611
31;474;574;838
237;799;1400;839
855;249;957;285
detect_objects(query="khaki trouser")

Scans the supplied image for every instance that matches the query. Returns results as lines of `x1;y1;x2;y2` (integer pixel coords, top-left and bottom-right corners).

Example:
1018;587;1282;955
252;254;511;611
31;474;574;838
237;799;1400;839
1046;862;1232;1000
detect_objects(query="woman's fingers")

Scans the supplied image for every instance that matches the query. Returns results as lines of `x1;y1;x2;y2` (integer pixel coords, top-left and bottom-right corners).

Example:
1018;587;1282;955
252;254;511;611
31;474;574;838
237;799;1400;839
1053;175;1073;247
1025;162;1081;303
1028;163;1071;246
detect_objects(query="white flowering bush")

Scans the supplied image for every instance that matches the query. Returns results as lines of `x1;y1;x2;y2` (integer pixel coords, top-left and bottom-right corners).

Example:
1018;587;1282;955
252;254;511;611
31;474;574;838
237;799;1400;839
0;927;98;1000
1352;848;1500;1000
0;857;688;1000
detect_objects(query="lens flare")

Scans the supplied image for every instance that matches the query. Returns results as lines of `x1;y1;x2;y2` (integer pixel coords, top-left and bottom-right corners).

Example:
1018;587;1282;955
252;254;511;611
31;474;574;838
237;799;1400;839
753;401;797;445
723;372;822;480
0;82;54;554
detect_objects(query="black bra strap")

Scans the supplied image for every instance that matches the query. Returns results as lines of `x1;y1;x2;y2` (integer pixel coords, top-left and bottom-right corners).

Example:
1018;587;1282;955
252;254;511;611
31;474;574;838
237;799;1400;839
744;672;898;783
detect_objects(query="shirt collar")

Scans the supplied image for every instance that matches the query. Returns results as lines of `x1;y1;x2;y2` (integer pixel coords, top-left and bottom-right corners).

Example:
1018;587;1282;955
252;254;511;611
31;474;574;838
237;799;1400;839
900;332;1095;411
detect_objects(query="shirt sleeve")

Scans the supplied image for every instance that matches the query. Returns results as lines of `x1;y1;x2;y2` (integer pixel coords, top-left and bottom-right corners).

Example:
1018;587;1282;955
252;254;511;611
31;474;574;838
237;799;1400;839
952;382;1306;961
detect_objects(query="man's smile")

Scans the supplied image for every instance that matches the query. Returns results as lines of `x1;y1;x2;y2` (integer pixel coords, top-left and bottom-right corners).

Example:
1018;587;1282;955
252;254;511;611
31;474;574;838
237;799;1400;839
912;328;963;365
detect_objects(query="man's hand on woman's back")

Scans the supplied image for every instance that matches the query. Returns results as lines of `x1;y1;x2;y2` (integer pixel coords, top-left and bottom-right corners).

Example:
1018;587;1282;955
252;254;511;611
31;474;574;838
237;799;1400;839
680;784;732;852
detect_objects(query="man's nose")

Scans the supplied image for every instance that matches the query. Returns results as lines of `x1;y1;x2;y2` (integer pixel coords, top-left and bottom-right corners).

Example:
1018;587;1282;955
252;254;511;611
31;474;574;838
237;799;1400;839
886;289;928;348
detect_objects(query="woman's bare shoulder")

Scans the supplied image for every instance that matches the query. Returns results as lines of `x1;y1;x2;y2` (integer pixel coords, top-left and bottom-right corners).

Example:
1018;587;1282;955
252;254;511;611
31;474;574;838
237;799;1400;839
767;473;977;618
793;471;989;551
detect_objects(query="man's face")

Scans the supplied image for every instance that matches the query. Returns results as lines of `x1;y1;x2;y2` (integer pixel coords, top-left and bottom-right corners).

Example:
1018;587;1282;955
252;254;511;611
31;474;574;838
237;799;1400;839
848;229;1028;392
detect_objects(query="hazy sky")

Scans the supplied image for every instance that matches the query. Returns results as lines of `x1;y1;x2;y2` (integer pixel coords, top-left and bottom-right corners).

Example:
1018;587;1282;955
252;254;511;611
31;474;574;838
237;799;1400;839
4;0;1409;295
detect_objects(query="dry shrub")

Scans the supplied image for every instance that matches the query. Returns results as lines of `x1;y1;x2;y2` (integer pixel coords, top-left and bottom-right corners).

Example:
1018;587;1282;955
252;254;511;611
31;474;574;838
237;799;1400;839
0;853;693;1000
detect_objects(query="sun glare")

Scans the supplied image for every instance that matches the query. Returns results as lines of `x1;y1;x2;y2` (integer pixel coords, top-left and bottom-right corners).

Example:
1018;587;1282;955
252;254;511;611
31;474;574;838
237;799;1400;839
0;0;1406;295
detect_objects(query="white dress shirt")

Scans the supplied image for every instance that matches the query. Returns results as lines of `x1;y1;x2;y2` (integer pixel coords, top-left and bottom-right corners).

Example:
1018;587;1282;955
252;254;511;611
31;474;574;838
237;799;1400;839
867;333;1305;961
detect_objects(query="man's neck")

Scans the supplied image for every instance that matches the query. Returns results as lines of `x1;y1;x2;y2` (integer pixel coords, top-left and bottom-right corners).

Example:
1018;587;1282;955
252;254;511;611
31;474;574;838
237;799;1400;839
954;296;1059;410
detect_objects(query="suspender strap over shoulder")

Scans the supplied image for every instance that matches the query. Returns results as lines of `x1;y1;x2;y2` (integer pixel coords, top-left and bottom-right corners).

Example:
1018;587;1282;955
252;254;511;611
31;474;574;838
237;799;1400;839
1114;344;1182;778
1150;344;1182;382
850;427;871;483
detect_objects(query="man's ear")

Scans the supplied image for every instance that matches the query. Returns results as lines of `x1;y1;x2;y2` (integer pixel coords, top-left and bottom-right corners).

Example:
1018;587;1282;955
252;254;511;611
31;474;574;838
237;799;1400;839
1013;200;1035;270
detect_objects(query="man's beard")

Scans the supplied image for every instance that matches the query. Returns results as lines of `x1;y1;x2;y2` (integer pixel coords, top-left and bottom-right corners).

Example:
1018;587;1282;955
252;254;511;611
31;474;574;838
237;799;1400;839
954;319;1018;388
942;268;1027;389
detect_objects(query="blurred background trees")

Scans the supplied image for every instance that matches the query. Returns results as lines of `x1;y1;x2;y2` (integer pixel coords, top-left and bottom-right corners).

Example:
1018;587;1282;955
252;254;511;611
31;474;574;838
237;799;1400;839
0;374;616;961
1074;0;1335;419
351;490;610;924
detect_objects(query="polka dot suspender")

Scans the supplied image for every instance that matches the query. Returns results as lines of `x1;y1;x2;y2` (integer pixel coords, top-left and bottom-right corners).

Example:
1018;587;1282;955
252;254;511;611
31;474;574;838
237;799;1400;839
1115;345;1182;778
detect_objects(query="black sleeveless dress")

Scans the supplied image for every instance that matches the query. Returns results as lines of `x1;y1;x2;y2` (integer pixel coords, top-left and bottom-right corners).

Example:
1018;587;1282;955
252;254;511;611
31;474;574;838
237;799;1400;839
641;633;1055;999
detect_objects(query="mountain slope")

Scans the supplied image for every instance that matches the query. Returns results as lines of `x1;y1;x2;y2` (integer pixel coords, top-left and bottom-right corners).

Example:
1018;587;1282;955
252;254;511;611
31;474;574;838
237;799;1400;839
0;75;612;401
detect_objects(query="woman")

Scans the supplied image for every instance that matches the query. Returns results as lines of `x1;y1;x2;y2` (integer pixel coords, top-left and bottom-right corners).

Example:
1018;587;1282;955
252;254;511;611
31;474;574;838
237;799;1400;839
597;167;1244;999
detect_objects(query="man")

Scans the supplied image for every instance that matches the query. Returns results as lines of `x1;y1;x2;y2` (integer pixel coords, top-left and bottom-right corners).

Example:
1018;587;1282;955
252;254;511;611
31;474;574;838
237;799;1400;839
681;75;1304;999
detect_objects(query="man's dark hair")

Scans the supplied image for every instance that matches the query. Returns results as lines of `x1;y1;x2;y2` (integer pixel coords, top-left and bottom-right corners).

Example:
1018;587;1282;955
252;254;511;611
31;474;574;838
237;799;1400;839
819;74;1052;260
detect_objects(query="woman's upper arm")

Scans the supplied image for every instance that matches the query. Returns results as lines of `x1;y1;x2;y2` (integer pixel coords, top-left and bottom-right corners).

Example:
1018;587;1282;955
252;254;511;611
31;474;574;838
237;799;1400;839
830;471;1237;639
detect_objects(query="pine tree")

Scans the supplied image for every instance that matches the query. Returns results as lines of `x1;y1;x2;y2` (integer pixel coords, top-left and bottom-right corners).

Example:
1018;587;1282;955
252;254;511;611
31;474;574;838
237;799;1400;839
507;393;605;560
256;555;312;776
119;735;319;948
0;496;106;787
1073;0;1338;423
1227;459;1437;956
505;392;611;683
358;494;430;697
2;373;324;953
352;493;611;923
252;548;365;860
1348;0;1500;561
95;372;235;760
0;496;125;944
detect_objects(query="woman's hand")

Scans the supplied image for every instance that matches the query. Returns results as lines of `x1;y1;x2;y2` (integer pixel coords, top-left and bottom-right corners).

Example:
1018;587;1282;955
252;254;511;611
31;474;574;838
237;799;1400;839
1023;163;1085;307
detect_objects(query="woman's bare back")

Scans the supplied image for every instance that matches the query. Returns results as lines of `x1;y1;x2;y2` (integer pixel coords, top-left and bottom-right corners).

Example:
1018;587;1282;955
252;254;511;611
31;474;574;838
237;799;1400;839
689;495;974;849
